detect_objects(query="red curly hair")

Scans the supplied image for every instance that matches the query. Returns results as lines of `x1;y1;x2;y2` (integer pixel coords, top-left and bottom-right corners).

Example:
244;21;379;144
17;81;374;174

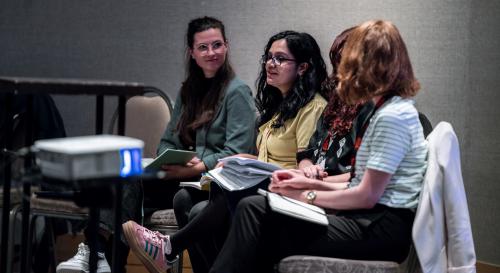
322;27;362;136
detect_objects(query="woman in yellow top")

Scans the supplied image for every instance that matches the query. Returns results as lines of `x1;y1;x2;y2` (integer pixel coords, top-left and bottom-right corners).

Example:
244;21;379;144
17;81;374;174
242;30;328;169
256;92;326;168
123;30;328;273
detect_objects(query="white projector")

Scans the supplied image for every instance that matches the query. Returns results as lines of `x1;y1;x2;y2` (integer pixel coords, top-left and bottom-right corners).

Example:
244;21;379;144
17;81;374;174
34;135;144;180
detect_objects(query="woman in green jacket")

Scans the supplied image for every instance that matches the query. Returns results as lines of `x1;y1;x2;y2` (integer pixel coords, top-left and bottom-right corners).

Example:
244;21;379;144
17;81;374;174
145;15;257;228
55;16;256;273
145;15;257;273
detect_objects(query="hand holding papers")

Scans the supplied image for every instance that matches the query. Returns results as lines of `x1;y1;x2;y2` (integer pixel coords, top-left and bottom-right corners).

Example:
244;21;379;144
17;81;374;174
207;157;282;191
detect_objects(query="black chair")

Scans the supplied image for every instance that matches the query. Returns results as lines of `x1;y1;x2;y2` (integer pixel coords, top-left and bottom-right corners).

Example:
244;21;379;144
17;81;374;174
1;93;66;273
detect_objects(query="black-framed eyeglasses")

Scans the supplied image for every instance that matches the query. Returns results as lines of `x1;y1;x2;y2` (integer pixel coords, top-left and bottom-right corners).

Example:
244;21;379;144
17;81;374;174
261;54;296;66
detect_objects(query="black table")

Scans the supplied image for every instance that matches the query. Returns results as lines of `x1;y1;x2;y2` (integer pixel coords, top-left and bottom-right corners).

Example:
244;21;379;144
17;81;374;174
0;76;146;273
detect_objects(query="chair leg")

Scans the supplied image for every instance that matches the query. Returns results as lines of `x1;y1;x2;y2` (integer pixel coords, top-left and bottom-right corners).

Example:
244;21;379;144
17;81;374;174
167;232;182;273
46;218;58;273
25;213;38;273
174;251;184;273
7;204;22;273
29;216;57;273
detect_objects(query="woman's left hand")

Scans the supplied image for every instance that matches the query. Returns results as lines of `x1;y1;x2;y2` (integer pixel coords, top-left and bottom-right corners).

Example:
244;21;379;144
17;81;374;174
270;169;341;191
271;170;316;189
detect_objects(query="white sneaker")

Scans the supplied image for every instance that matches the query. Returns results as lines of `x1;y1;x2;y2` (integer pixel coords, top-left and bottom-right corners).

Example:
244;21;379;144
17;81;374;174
56;243;111;273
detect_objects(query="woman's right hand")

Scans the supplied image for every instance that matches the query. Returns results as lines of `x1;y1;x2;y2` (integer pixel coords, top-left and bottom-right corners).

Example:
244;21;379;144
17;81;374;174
215;161;225;168
161;161;205;180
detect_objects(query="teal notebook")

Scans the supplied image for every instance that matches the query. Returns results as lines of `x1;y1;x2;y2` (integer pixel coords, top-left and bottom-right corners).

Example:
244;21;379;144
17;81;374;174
143;149;197;171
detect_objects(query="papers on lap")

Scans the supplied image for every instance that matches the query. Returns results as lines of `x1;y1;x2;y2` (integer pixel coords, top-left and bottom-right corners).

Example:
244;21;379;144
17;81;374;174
179;181;209;191
207;157;282;191
257;189;329;226
179;174;213;191
142;149;197;171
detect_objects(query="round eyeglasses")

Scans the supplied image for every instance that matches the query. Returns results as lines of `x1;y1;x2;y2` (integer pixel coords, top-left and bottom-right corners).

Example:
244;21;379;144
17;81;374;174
195;41;227;54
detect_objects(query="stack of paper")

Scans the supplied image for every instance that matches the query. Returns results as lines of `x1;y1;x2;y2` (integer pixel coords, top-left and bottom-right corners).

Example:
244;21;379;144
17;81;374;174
208;157;282;191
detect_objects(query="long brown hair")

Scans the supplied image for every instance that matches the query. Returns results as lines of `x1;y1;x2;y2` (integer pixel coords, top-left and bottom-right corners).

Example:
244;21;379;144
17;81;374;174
337;20;420;105
321;27;361;136
177;16;235;145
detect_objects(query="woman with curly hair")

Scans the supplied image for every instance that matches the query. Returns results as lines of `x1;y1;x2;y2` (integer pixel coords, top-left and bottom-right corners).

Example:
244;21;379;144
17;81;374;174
297;27;373;186
209;20;428;273
235;30;329;169
122;30;328;273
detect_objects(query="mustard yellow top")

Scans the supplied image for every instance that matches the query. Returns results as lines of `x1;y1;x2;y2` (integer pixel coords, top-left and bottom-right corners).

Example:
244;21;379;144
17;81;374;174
257;93;327;169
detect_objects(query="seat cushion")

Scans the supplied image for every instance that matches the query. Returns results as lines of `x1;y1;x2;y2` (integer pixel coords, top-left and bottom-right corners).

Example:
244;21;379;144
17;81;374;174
0;187;24;206
147;209;178;226
30;194;88;215
279;255;400;273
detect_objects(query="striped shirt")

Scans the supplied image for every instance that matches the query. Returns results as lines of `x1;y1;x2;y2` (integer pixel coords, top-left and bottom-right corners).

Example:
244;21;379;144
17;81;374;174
349;96;428;209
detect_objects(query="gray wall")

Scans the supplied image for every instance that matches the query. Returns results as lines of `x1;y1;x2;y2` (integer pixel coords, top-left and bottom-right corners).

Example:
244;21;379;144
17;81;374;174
1;0;499;265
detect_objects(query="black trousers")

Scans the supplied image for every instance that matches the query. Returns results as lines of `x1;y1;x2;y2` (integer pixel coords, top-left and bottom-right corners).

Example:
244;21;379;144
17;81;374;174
209;195;415;273
173;187;210;228
170;180;271;273
171;186;230;273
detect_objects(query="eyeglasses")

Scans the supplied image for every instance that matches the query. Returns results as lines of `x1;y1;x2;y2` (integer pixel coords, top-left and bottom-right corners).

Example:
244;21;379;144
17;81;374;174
195;41;227;54
261;53;296;66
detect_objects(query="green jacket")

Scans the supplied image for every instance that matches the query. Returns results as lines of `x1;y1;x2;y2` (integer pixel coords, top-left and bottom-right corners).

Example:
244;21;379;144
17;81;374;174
158;77;257;170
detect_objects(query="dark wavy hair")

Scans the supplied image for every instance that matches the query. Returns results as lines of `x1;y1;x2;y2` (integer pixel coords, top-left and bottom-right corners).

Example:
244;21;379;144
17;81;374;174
256;31;327;128
177;16;235;144
321;27;363;136
337;20;420;105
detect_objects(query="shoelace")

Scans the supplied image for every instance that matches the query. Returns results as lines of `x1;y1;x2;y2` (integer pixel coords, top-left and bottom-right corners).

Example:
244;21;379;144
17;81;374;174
73;244;88;259
73;244;105;261
142;227;166;246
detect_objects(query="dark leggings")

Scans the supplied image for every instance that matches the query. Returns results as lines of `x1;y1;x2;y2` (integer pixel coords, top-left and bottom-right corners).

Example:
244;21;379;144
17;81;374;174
173;187;210;228
170;186;231;273
210;195;415;273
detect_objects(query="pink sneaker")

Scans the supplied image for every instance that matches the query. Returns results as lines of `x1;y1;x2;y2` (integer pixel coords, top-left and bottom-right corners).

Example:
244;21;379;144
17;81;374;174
123;221;171;273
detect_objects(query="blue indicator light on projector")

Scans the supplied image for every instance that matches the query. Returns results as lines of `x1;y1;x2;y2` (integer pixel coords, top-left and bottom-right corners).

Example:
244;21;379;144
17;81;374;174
120;148;143;177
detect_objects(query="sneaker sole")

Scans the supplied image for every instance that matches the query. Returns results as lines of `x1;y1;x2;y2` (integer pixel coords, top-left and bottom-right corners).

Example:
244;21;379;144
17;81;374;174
57;269;109;273
57;264;110;273
56;270;87;273
123;221;165;273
